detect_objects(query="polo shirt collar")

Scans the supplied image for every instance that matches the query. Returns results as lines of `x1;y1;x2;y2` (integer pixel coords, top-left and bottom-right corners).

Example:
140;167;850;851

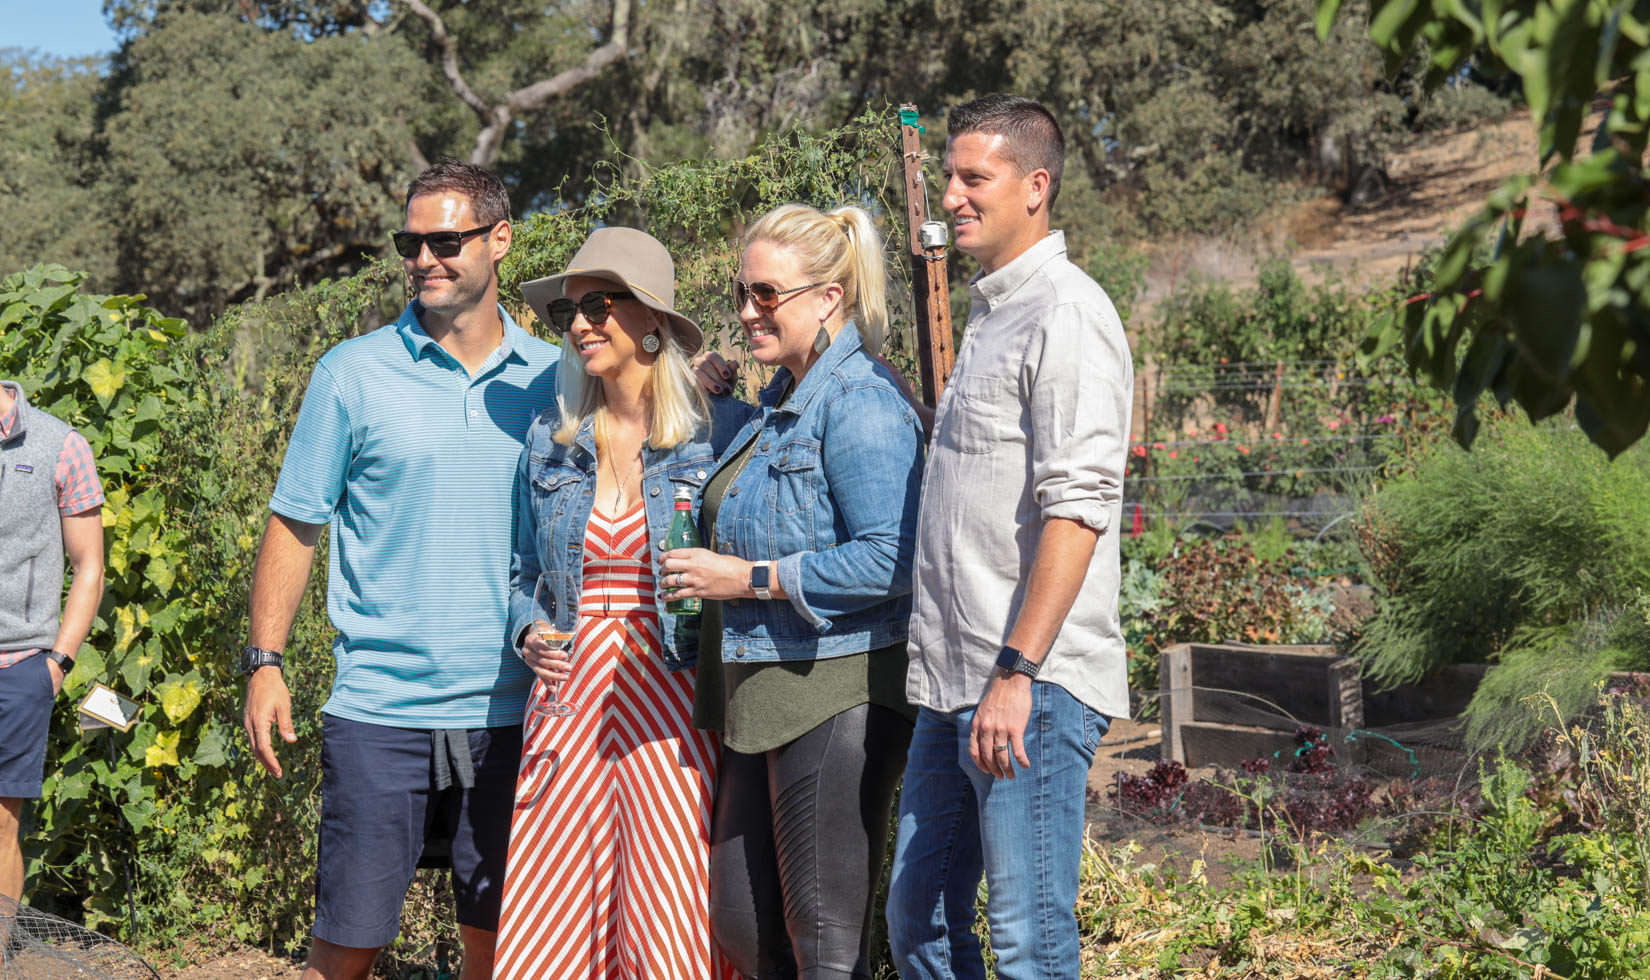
396;301;529;371
760;320;866;416
970;231;1067;311
0;380;27;444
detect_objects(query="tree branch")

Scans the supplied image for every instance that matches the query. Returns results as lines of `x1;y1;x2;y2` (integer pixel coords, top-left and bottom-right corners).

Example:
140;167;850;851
402;0;495;120
402;0;634;167
506;0;632;114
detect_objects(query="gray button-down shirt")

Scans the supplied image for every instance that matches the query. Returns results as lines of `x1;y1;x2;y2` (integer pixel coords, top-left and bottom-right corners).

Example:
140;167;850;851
906;231;1133;718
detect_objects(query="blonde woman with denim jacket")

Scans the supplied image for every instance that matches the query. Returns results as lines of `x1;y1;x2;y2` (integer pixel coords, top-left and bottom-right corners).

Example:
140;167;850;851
660;204;925;979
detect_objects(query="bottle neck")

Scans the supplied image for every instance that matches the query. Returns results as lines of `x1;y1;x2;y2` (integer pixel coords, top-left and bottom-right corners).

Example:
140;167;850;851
673;500;692;510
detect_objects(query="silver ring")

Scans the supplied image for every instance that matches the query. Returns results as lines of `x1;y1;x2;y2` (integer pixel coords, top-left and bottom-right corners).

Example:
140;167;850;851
673;572;685;588
994;744;1011;752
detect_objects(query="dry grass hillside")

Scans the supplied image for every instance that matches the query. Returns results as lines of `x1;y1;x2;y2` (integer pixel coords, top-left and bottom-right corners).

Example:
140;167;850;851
1136;106;1572;315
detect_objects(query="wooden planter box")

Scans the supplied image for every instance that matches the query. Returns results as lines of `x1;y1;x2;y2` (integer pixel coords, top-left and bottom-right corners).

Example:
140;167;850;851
1158;644;1648;770
1159;643;1351;767
1157;644;1494;770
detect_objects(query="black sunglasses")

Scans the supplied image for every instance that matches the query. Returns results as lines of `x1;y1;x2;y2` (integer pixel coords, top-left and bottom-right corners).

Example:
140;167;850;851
731;278;825;312
546;290;636;336
391;223;499;259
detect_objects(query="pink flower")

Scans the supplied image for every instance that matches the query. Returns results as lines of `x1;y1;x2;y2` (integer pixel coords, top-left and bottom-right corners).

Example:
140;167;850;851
1238;445;1250;454
1376;414;1396;424
1327;420;1341;430
1152;442;1166;450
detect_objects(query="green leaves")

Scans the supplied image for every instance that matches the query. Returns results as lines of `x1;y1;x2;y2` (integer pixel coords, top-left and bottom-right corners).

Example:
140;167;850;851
1320;0;1650;455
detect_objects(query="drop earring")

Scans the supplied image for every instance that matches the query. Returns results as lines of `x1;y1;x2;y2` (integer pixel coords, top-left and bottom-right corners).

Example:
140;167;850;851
812;325;831;354
641;332;661;354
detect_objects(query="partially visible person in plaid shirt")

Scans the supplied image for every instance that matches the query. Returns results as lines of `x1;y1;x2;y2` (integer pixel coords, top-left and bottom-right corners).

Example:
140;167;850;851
1;378;105;909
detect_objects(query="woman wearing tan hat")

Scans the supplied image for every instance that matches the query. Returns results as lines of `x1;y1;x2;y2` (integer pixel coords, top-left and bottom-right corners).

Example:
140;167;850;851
494;227;750;980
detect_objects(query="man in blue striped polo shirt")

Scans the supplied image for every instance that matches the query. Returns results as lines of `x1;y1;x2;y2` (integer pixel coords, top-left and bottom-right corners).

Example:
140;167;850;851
240;161;559;980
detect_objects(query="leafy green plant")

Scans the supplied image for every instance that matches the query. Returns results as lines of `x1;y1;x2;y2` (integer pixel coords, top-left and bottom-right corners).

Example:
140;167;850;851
1320;0;1650;456
1354;413;1650;750
0;265;220;935
1128;535;1332;712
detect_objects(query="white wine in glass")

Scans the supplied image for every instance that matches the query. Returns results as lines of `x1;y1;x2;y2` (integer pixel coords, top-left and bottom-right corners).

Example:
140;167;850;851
531;573;576;718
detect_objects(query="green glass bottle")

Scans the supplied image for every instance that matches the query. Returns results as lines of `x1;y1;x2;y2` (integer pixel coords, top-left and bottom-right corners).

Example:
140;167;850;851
664;486;702;615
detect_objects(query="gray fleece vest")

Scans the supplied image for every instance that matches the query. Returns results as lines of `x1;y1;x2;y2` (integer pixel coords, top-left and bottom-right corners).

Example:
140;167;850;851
0;382;71;652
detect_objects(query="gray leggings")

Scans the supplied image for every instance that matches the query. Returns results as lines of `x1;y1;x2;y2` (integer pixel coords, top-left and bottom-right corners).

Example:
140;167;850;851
708;703;913;979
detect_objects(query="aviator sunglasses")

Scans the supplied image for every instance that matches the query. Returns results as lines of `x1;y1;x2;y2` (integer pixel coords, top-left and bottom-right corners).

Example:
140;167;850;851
546;290;636;336
391;222;499;259
730;278;825;312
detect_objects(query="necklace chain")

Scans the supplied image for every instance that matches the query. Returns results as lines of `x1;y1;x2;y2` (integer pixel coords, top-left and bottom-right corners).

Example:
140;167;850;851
609;444;643;513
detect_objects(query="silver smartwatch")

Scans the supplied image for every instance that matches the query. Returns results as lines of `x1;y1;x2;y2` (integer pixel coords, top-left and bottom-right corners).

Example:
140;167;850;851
750;562;773;601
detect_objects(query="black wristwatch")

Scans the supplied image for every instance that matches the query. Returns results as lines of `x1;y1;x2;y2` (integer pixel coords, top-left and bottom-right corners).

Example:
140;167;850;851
43;649;74;673
750;562;773;601
995;645;1040;680
239;645;284;677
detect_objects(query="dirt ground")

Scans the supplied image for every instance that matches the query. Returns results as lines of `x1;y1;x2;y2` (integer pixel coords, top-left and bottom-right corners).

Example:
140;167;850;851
1084;717;1268;892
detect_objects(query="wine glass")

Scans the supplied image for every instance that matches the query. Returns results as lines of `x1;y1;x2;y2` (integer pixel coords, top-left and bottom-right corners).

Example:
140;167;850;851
531;573;576;718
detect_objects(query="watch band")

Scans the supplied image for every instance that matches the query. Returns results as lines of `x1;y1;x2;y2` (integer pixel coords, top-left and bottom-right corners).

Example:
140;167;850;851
994;645;1040;680
240;644;285;677
750;562;773;601
43;649;74;672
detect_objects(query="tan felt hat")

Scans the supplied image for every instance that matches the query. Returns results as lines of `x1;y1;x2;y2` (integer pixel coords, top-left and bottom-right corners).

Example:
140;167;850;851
519;227;704;355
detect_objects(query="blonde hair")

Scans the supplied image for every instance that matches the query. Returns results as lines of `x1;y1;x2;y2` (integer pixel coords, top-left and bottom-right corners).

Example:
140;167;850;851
744;203;890;355
552;310;709;450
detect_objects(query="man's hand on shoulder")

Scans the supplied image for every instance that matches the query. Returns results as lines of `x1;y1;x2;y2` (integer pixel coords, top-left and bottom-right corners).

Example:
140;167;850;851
691;350;738;395
243;666;296;779
970;671;1033;779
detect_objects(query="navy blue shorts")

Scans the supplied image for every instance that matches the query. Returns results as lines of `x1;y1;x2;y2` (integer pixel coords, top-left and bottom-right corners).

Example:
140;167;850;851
314;714;522;949
0;654;54;799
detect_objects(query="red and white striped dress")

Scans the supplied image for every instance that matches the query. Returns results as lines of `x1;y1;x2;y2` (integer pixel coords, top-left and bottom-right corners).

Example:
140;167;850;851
496;502;737;980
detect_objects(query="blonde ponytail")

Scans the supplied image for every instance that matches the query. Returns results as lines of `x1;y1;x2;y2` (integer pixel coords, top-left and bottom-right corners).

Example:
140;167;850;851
745;203;890;355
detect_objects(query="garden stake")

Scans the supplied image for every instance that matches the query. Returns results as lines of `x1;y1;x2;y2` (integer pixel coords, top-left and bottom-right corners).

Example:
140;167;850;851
105;729;140;943
898;104;955;406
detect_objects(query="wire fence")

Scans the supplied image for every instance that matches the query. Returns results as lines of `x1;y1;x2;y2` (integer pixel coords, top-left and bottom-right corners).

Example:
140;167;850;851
1126;358;1437;533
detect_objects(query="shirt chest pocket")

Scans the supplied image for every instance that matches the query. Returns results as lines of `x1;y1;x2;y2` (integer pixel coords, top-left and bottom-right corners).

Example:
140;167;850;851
530;464;584;530
766;440;821;520
942;374;1008;454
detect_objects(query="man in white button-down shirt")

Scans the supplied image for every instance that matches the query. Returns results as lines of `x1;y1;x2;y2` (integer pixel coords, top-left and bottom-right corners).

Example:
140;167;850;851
887;94;1133;980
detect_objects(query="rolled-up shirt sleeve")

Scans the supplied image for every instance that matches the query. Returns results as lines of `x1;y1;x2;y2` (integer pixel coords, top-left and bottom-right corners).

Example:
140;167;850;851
1024;300;1131;531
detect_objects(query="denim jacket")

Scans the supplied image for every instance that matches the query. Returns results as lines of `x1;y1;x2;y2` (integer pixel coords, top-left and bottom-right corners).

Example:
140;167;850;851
711;324;925;664
508;395;754;671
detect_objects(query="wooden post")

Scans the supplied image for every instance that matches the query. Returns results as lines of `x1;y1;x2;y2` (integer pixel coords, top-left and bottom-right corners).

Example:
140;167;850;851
1159;644;1194;764
1326;657;1367;766
899;104;956;407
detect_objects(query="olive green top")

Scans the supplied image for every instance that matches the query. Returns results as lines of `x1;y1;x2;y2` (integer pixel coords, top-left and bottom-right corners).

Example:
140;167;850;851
690;394;914;754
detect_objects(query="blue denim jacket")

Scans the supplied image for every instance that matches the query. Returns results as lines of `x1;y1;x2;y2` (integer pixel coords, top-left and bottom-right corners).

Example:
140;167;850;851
508;396;754;671
711;325;925;664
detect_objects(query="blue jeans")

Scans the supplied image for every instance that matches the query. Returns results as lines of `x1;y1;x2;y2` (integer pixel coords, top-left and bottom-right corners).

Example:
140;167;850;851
886;683;1108;980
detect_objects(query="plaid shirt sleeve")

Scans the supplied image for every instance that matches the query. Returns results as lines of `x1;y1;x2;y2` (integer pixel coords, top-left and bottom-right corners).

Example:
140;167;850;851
55;429;106;516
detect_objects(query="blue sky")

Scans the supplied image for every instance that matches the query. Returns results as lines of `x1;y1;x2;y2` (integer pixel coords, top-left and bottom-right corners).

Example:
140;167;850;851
2;1;119;59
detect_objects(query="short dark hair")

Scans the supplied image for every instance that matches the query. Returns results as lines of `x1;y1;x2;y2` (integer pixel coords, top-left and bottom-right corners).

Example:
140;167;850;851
405;159;511;226
947;94;1065;211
